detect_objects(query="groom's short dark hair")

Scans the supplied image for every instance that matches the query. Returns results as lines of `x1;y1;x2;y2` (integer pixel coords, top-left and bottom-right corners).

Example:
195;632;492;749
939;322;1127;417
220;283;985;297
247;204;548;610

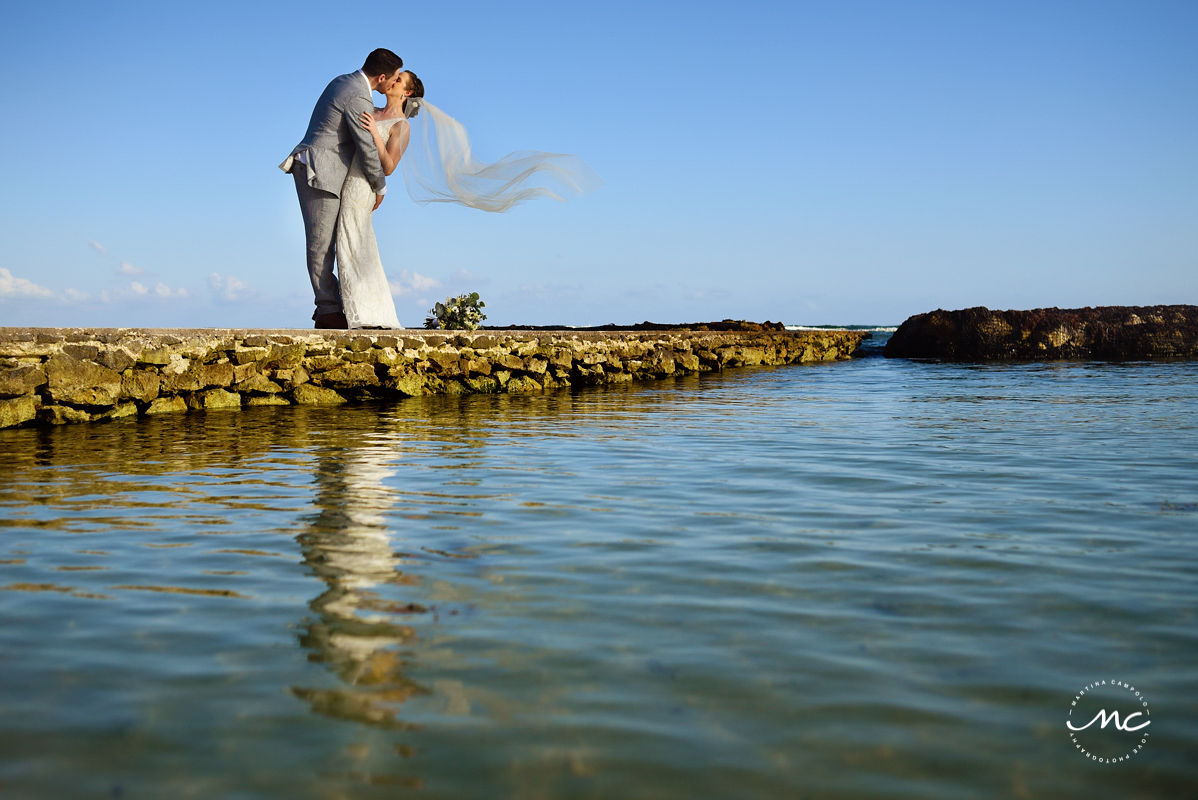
363;48;403;77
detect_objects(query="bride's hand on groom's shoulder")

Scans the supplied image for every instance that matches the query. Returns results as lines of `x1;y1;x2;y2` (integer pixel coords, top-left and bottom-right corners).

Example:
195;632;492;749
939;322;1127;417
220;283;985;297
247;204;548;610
358;112;380;137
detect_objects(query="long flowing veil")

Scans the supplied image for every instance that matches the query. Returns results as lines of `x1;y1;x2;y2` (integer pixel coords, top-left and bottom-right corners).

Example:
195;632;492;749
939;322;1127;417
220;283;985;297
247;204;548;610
400;98;600;212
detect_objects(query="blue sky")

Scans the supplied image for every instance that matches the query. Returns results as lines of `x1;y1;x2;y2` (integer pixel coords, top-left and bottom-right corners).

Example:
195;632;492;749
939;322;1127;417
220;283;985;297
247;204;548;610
1;0;1195;328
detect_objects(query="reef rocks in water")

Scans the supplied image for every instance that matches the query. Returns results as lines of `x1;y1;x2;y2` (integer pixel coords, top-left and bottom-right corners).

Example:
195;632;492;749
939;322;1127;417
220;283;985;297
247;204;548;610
884;305;1198;361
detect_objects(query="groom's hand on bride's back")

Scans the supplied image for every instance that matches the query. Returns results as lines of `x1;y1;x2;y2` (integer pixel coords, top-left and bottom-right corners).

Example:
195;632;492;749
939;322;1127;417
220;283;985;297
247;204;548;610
373;194;385;211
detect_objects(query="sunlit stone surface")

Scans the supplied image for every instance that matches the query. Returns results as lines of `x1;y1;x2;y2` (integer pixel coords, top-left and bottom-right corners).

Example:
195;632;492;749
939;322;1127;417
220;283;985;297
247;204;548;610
0;327;867;428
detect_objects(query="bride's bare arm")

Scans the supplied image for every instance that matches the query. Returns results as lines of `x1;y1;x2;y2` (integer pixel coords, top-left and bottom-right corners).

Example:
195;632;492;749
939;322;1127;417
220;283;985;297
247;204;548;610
382;122;411;176
358;113;410;176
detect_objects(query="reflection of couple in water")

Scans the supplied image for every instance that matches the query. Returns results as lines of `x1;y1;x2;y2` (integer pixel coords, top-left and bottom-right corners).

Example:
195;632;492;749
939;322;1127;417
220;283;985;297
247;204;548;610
292;440;428;730
283;48;598;331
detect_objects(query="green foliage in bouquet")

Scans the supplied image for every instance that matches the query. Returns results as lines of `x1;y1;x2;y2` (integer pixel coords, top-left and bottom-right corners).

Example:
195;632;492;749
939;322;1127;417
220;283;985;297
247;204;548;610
424;292;487;331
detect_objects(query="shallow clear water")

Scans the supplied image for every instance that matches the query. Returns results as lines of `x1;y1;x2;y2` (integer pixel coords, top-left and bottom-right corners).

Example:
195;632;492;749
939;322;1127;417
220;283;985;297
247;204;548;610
2;343;1196;798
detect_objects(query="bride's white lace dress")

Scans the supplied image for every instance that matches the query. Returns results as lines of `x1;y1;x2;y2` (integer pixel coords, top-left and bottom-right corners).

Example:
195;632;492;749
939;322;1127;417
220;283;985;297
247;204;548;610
337;117;403;329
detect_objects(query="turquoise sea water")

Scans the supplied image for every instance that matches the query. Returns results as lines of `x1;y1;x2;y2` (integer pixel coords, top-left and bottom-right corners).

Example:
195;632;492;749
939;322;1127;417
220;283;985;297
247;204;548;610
2;334;1196;798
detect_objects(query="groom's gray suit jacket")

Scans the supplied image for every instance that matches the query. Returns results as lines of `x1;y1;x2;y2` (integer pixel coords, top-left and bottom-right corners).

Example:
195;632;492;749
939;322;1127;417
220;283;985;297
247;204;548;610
288;71;386;197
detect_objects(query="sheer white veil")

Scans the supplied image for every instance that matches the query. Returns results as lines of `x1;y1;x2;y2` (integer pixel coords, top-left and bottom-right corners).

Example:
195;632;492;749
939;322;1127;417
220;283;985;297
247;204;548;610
399;97;600;212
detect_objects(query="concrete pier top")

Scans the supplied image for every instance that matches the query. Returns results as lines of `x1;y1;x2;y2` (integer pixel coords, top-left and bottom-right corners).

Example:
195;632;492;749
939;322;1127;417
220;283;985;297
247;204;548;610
0;326;868;430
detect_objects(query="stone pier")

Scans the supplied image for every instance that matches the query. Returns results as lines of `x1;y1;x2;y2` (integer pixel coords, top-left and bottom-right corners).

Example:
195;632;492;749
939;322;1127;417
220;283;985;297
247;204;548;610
0;327;867;430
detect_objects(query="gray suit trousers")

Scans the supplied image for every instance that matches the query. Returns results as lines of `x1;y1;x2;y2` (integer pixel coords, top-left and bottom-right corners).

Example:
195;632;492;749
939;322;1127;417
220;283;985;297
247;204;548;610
292;164;342;318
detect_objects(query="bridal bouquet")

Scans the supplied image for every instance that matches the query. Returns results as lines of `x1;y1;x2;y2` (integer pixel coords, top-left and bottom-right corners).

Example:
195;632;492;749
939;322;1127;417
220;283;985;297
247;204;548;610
424;292;487;331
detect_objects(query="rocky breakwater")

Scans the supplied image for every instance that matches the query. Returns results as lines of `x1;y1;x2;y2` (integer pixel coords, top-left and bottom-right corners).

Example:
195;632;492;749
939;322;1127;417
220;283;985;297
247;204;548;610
884;305;1198;361
0;327;866;429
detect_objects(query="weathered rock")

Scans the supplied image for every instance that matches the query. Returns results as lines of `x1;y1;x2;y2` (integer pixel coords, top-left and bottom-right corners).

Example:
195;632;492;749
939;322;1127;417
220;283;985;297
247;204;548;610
145;396;188;416
343;350;378;364
0;395;39;428
427;351;462;374
245;395;292;407
39;404;93;425
237;373;283;394
45;355;122;407
506;375;543;393
574;363;605;385
292;384;346;405
885;305;1198;361
121;371;160;403
316;363;379;388
231;346;271;365
374;347;403;367
464;376;499;393
189;389;242;410
492;353;523;371
267;344;307;367
61;343;101;361
740;347;765;366
97;402;139;421
388;371;426;397
138;347;173;366
199;362;234;388
0;364;46;397
97;346;137;373
463;358;492;376
161;354;190;376
306;355;344;372
161;367;202;393
272;367;310;389
233;362;259;383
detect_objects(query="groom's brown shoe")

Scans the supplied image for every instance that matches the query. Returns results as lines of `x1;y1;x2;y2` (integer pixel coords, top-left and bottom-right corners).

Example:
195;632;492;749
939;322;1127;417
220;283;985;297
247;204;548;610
314;312;348;330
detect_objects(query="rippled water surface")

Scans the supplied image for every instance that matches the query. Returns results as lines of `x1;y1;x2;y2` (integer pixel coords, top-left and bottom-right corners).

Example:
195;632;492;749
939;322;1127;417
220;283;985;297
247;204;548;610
2;345;1197;798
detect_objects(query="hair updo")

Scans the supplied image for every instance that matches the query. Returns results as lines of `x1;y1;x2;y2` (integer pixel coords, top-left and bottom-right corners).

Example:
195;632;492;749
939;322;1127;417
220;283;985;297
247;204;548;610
403;72;425;118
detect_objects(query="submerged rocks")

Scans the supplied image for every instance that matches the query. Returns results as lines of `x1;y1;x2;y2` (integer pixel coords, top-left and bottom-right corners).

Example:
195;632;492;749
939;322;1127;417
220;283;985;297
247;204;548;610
884;305;1198;361
0;326;868;429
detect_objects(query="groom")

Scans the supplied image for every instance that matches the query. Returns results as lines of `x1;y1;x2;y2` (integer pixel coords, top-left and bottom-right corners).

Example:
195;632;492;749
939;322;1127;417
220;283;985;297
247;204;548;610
283;48;403;329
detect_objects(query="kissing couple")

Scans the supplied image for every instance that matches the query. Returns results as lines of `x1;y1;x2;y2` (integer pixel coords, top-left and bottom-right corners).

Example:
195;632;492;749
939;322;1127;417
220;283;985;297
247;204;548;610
281;48;599;331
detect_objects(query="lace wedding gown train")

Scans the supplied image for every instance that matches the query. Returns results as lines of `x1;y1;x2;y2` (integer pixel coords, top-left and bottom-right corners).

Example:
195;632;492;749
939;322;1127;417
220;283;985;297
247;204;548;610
336;117;403;329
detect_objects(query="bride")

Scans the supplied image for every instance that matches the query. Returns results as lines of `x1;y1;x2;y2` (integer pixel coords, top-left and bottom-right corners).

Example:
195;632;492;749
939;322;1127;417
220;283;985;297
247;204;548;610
336;71;599;329
334;71;423;329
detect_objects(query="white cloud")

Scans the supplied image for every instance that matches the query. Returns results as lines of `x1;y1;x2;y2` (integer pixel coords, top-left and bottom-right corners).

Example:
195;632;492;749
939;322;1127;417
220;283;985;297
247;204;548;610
118;261;144;276
155;282;189;299
451;268;490;286
0;267;56;300
389;269;442;298
81;282;190;304
410;272;441;293
209;272;250;302
88;240;107;255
